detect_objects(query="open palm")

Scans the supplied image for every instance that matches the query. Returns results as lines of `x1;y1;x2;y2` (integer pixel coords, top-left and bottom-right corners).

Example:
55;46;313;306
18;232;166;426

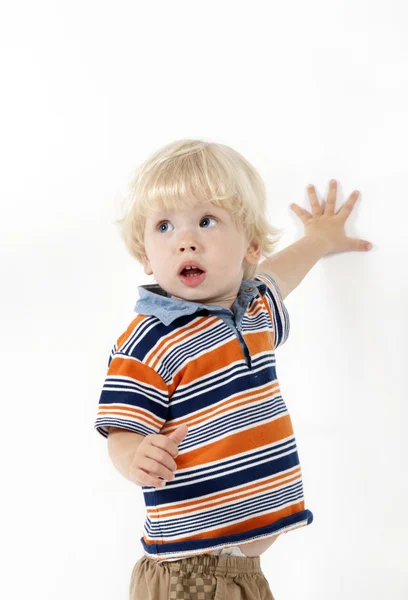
289;179;372;254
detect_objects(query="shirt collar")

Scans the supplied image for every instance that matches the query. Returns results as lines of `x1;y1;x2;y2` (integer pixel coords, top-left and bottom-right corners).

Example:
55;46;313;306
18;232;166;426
134;278;267;326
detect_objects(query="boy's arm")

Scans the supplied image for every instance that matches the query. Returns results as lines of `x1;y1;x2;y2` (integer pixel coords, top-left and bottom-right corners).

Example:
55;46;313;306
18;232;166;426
107;427;145;481
257;236;329;301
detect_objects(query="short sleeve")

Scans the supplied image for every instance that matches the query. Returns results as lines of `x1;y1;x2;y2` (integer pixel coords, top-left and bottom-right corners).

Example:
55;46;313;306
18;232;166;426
94;346;170;439
254;272;290;349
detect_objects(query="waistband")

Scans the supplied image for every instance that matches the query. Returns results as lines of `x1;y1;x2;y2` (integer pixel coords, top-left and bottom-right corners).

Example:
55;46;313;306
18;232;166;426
144;553;262;576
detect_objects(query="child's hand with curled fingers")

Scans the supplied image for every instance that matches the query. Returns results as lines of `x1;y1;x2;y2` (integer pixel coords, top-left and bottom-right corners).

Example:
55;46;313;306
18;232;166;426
129;424;189;488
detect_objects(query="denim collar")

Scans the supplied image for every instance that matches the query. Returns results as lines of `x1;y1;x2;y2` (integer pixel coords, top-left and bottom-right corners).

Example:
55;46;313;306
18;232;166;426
134;278;267;326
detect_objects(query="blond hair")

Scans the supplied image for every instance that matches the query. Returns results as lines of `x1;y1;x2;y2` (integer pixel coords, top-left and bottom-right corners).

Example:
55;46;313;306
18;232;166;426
114;139;284;281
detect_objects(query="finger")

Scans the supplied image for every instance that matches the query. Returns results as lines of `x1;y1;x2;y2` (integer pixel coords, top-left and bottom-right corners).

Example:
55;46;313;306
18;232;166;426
140;456;175;483
150;433;179;459
347;237;373;251
148;446;177;472
133;466;169;488
129;461;171;488
306;184;323;217
289;203;312;224
325;179;337;217
130;468;165;487
336;190;360;223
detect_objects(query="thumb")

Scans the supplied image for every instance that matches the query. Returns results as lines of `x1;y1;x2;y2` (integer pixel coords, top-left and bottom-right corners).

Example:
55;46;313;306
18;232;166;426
166;424;189;447
351;238;372;251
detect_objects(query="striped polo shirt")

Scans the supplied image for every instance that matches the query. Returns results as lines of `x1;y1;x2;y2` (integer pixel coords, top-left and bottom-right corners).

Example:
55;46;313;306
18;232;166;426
94;273;313;563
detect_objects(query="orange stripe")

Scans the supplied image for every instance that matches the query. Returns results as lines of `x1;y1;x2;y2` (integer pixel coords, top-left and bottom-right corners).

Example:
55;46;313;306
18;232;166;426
147;465;303;519
161;381;282;436
116;314;148;350
97;406;163;430
149;315;220;371
165;411;294;471
107;355;168;391
145;501;307;545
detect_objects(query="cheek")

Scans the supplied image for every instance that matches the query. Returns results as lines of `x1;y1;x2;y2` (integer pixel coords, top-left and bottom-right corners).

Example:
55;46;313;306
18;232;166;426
143;232;157;252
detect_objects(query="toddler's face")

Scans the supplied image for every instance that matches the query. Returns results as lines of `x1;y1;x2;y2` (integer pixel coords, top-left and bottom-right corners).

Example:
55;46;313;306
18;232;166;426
142;202;261;310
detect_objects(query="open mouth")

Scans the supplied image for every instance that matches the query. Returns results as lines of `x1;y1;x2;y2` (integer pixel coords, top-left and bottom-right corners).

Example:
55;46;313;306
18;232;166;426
178;268;207;287
180;267;205;278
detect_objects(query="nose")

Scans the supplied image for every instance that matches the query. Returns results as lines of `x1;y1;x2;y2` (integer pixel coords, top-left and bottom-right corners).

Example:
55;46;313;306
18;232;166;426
177;229;199;253
176;220;202;253
178;243;197;252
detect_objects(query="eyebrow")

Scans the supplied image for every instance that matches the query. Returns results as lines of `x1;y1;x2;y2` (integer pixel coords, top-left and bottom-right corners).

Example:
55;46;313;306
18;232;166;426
151;204;224;219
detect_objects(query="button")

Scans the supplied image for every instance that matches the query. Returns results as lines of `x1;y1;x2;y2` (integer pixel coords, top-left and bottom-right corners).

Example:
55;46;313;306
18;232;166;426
244;287;254;292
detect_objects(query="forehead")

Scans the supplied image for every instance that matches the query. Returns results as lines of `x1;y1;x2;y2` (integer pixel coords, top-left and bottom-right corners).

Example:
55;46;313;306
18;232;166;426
146;201;229;219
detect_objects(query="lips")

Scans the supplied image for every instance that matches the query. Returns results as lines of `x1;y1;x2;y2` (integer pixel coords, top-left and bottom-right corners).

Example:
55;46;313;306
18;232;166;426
178;269;207;287
177;260;206;275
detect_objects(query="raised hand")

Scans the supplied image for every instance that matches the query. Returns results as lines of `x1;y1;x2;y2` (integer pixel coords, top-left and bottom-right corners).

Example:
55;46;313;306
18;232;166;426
290;179;373;254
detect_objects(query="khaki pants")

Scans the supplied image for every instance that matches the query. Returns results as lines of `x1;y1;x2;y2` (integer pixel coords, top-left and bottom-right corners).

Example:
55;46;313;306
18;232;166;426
129;553;276;599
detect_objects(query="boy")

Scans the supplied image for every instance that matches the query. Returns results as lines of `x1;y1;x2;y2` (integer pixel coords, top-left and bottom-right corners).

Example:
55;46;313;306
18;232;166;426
94;139;372;599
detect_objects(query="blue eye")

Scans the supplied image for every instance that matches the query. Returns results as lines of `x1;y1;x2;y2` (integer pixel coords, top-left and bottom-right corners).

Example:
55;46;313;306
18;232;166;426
156;216;217;232
157;221;173;233
200;216;217;228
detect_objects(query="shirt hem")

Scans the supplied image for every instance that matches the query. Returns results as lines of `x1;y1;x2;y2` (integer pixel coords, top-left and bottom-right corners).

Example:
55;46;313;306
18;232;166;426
141;509;313;562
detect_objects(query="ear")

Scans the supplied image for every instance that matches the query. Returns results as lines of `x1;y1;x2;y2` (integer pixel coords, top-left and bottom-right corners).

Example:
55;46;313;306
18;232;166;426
244;240;262;265
142;253;153;276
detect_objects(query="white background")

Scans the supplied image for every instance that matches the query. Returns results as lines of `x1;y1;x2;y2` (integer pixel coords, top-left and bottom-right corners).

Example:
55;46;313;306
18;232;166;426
1;1;407;599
